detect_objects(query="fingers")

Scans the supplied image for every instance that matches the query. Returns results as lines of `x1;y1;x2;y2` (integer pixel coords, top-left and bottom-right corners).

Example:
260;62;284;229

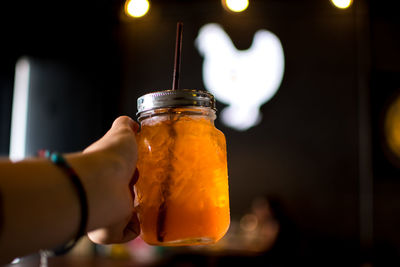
87;213;140;244
84;116;140;243
87;170;140;245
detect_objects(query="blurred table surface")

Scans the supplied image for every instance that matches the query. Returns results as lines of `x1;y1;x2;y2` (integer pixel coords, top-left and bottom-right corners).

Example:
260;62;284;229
3;256;145;267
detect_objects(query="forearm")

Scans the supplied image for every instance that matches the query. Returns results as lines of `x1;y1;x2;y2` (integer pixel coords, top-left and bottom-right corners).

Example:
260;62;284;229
0;157;81;262
0;116;139;263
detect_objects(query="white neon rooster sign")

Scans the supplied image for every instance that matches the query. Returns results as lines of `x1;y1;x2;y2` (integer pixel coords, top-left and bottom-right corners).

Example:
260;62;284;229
196;23;285;131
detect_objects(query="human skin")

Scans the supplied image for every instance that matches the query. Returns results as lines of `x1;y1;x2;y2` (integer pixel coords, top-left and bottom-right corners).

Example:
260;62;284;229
0;116;140;263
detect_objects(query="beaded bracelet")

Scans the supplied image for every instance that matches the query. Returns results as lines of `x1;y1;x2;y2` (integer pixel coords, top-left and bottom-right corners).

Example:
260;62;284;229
38;150;88;256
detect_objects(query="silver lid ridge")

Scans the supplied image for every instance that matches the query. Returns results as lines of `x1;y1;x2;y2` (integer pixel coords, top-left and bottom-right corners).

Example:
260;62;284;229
137;89;216;115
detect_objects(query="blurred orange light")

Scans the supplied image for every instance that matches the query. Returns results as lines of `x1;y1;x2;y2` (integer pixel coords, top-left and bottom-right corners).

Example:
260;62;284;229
125;0;150;18
385;95;400;162
330;0;353;9
222;0;249;13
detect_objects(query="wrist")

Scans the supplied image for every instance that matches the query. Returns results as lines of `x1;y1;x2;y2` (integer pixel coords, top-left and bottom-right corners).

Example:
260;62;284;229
65;151;126;232
39;151;88;255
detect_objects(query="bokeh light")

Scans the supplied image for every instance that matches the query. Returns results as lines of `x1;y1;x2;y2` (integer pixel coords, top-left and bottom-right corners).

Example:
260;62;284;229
330;0;353;9
125;0;150;18
385;94;400;162
222;0;249;13
240;214;258;232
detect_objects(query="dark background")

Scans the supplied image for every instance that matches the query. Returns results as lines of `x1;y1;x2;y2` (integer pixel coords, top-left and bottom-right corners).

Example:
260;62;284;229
0;0;400;265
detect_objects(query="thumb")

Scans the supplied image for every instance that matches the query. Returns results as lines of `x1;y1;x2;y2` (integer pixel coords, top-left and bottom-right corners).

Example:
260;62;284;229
111;116;139;134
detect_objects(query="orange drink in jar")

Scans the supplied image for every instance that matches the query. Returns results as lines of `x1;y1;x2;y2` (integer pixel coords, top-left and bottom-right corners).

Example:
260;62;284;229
135;89;230;246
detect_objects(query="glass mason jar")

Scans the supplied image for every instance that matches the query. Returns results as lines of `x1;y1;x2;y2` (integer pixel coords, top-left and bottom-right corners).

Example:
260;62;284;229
135;89;230;246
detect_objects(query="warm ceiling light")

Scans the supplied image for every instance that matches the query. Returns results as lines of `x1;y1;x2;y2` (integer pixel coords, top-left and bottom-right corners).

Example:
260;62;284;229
330;0;353;9
125;0;150;18
223;0;249;13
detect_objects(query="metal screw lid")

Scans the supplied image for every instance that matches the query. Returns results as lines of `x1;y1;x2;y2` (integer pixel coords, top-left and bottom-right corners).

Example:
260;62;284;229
137;89;216;115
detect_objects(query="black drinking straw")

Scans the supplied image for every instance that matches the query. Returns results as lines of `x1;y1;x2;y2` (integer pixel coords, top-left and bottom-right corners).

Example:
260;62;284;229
172;22;183;90
156;22;184;243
